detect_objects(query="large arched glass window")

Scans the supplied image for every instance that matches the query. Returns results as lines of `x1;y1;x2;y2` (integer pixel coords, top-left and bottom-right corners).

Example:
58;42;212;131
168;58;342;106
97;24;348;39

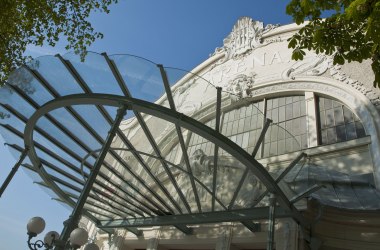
317;96;366;145
175;94;368;163
218;96;307;158
264;96;307;157
220;101;264;156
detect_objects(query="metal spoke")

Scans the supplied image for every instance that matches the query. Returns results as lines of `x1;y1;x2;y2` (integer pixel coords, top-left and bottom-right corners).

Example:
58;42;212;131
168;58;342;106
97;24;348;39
1;116;155;217
275;152;307;183
24;162;147;218
24;63;170;215
59;105;127;243
56;55;179;215
0;115;154;217
290;184;324;204
158;64;202;212
228;118;272;210
105;52;193;214
47;174;135;218
241;221;261;232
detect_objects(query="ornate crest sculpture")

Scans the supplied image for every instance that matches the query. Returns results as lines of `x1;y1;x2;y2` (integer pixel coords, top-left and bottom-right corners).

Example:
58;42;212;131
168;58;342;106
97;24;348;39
212;17;279;60
224;73;256;100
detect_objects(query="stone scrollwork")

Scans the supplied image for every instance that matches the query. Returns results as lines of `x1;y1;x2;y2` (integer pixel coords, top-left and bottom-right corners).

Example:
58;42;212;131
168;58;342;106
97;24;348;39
282;54;329;80
211;17;279;64
281;54;380;106
172;78;202;115
249;82;354;104
327;59;380;106
224;73;256;100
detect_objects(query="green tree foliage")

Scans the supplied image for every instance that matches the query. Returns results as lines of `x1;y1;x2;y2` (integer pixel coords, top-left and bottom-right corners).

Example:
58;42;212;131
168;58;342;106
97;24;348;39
286;0;380;87
0;0;118;85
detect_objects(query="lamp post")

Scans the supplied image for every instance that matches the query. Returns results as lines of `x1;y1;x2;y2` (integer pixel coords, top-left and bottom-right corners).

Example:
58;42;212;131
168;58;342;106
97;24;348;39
26;217;99;250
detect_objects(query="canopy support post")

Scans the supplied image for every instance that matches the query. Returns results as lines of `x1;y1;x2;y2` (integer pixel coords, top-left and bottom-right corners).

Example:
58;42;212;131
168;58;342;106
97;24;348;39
267;194;276;250
0;147;29;198
57;105;128;249
212;87;222;211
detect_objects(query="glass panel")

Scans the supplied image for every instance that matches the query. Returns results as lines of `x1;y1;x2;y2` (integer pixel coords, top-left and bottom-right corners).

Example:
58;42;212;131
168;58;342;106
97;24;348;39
71;105;115;141
334;107;344;125
164;67;218;128
0;125;24;149
265;95;307;156
44;164;83;190
49;107;103;150
0;85;36;119
28;56;84;96
35;146;84;182
62;52;123;95
318;96;366;145
346;123;357;140
7;67;54;105
112;148;176;214
36;116;89;158
336;125;347;142
110;54;166;103
22;168;44;186
220;100;264;156
355;122;366;137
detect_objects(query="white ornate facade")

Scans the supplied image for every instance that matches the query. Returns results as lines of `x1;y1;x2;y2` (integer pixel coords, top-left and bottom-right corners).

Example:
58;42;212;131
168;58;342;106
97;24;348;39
92;17;380;250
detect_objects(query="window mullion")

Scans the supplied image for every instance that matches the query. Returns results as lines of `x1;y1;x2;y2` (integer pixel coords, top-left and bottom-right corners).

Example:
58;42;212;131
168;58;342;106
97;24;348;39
305;92;319;147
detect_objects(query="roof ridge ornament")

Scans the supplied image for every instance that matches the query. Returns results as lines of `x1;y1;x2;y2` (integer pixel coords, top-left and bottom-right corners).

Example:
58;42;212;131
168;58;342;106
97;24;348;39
211;17;279;61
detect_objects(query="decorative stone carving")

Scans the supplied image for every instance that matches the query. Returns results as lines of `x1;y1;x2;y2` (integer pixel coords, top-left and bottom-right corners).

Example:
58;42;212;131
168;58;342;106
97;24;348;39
185;149;264;207
172;78;202;114
281;53;380;106
327;59;380;106
211;17;279;63
173;80;193;109
249;81;353;104
282;54;329;80
224;73;256;100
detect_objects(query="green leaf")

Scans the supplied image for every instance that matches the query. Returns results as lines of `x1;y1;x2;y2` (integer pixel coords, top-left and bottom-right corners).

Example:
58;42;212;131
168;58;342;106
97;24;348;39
333;54;345;65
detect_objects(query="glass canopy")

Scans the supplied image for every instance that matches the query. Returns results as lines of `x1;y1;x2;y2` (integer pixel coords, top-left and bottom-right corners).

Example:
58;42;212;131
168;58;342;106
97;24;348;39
0;52;314;234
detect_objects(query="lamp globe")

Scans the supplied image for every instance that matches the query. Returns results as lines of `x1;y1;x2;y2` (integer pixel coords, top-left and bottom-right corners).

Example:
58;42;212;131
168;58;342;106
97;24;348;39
84;242;100;250
69;228;88;248
27;217;45;236
44;231;60;246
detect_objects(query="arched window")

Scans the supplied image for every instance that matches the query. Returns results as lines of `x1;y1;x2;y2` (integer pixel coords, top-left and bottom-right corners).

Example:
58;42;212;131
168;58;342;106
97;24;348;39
264;96;307;157
169;94;368;164
317;96;366;145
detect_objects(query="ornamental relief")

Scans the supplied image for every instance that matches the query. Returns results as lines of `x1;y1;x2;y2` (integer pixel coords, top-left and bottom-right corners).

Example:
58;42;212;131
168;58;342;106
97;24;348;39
281;54;329;80
223;73;256;100
278;53;380;106
210;17;279;67
249;81;353;103
280;53;380;106
327;59;380;106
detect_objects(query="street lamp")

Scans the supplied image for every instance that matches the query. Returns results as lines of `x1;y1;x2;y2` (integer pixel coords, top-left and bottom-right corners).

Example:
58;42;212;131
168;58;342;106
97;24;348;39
27;217;99;250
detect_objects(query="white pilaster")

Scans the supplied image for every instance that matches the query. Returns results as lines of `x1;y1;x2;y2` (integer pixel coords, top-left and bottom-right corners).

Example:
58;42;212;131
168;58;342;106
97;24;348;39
305;92;318;147
215;227;234;250
274;219;298;250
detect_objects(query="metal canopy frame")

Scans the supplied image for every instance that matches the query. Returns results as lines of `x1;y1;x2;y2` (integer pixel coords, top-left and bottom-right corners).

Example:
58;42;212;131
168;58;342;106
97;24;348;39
0;53;313;250
22;93;309;228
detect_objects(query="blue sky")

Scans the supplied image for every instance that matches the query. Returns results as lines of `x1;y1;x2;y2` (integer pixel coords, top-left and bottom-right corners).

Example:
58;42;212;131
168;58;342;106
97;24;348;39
0;0;293;248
